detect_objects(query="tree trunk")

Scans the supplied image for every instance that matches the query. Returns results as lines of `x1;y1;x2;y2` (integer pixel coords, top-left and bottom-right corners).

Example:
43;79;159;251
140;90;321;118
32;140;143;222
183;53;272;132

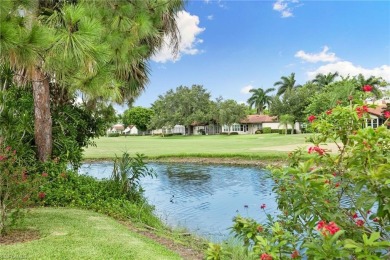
32;68;52;162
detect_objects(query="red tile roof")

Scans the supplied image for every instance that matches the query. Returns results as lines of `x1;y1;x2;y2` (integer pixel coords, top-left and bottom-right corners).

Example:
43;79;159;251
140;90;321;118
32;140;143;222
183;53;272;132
240;114;277;124
367;105;387;117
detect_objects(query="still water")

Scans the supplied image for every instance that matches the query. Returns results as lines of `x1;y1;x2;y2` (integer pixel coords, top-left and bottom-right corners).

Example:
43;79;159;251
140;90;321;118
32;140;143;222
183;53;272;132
79;162;277;241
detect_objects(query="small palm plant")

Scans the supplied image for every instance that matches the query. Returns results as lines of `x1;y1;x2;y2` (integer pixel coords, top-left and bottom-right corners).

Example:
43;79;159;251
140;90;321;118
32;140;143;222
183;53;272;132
111;152;155;202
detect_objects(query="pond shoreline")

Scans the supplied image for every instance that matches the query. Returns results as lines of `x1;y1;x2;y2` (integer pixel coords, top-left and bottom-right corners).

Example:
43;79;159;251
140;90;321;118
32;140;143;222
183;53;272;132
83;157;288;167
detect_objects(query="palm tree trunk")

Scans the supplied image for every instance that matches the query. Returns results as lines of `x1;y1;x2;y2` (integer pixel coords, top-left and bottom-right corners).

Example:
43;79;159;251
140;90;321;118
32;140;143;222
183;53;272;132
32;68;52;162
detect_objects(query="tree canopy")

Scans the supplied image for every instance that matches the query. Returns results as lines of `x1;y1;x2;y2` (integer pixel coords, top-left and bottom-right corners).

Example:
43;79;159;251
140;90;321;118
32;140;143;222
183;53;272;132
215;99;247;133
0;0;184;161
123;107;154;132
149;85;213;133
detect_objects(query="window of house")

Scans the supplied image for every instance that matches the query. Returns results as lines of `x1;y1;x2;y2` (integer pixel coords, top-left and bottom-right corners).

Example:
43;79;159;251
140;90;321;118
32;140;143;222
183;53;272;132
232;123;240;132
223;125;229;132
240;124;248;132
372;118;378;128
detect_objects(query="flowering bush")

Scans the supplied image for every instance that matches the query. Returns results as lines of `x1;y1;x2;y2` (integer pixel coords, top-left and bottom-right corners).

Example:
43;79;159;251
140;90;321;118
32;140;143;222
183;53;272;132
207;86;390;259
0;146;47;235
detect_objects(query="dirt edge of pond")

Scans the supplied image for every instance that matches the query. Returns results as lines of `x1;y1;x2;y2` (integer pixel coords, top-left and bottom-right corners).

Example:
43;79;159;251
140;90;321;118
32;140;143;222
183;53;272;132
147;157;288;167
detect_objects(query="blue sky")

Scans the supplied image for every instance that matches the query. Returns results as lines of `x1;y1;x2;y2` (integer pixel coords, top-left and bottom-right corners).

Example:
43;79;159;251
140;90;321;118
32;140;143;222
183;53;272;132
131;0;390;109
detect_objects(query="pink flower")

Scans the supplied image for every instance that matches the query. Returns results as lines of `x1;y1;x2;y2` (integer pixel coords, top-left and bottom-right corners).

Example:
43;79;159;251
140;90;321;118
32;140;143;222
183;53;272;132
356;219;364;227
373;217;379;222
308;146;325;156
308;115;316;123
260;253;273;260
352;213;358;219
42;172;49;177
0;155;6;161
317;220;326;230
326;109;332;115
317;221;340;235
384;111;390;119
356;106;369;118
260;204;266;209
335;182;340;188
362;85;373;92
325;222;340;235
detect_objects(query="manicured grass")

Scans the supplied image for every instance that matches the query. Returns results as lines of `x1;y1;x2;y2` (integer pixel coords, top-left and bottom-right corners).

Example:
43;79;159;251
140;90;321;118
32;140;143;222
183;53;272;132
0;208;182;260
84;133;312;159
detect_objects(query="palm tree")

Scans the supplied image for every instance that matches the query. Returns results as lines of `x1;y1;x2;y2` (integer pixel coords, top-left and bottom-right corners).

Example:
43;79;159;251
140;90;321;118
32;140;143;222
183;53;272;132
312;72;339;89
247;87;275;114
274;73;300;96
0;0;184;161
355;74;385;98
278;114;295;135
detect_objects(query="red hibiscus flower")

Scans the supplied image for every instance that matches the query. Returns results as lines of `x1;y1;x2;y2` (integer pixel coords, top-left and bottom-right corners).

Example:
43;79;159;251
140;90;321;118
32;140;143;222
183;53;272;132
260;253;273;260
38;192;46;199
260;204;266;209
384;111;390;119
362;85;373;92
308;115;316;123
308;146;325;156
42;172;49;177
352;213;358;219
317;221;340;235
356;219;364;227
356;106;368;118
326;109;332;115
325;222;340;235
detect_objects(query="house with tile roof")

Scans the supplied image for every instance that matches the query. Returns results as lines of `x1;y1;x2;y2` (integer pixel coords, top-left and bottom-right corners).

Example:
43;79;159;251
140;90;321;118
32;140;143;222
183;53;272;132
192;114;301;135
366;105;389;128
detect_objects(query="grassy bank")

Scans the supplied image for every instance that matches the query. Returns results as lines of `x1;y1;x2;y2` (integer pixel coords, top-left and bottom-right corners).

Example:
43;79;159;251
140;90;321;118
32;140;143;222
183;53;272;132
0;208;199;260
84;134;312;160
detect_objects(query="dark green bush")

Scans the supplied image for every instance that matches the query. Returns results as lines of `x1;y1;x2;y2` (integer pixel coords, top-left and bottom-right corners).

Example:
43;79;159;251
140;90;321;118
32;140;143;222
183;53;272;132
255;129;262;134
262;127;272;134
220;132;229;135
40;153;161;227
229;132;239;135
107;132;120;137
278;129;295;134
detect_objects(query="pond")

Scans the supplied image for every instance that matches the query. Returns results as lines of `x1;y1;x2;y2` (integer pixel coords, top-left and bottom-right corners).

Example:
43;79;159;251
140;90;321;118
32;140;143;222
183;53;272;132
79;162;278;241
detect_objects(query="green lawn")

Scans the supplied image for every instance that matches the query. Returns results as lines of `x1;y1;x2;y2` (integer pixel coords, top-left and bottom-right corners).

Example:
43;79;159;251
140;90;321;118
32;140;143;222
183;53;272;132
84;133;312;159
0;208;182;260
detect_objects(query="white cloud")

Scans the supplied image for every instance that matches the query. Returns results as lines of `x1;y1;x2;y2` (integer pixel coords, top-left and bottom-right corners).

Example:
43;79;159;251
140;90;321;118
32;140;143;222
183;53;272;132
307;61;390;82
152;11;205;63
241;85;254;94
207;15;213;20
295;46;339;63
273;0;301;18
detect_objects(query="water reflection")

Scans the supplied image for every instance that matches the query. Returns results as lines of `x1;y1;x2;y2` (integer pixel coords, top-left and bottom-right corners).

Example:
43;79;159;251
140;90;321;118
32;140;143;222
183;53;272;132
79;162;277;241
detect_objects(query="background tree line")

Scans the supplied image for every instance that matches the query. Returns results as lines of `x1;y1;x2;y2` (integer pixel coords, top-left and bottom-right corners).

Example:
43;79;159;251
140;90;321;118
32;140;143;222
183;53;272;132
122;73;388;133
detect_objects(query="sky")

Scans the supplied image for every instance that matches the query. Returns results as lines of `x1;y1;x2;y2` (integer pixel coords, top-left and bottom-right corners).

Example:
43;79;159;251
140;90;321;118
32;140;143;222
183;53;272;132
130;0;390;110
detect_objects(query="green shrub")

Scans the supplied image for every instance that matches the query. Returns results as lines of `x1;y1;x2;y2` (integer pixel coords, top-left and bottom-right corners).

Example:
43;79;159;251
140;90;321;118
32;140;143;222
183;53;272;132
255;129;262;134
262;127;272;134
278;129;295;134
40;153;161;227
107;132;120;137
220;132;229;135
229;132;239;135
